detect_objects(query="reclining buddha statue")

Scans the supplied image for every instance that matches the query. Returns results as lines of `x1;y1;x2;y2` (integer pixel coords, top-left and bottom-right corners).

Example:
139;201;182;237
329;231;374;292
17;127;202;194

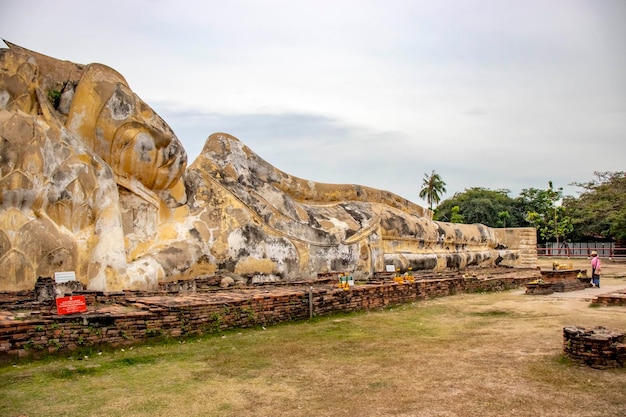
0;41;535;291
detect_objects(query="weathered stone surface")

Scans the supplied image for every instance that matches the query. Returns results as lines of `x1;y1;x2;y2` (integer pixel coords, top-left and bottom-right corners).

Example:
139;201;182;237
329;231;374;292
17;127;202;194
0;41;537;292
219;277;235;288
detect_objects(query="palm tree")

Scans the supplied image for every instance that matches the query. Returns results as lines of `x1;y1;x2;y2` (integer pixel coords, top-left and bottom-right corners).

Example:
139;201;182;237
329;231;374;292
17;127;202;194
419;170;447;211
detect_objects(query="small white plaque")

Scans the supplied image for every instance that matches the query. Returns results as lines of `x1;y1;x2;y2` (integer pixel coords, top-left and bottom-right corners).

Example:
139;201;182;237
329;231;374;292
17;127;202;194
54;271;76;283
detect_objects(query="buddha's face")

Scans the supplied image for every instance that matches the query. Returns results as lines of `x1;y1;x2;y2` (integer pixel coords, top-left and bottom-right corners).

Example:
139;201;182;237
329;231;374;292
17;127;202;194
66;64;186;191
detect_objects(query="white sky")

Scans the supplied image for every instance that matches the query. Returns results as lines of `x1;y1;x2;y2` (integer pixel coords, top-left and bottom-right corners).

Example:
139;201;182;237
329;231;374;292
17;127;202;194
2;0;625;205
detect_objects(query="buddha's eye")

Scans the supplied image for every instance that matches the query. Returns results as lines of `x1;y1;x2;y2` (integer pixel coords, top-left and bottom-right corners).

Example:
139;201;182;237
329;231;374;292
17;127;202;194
134;132;156;162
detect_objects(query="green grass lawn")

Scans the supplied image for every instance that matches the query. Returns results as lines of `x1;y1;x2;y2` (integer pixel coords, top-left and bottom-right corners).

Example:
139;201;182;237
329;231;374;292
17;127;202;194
2;287;626;417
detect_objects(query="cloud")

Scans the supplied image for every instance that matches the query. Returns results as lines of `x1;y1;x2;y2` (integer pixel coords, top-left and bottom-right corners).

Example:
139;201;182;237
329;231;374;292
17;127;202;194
2;0;624;206
157;104;414;187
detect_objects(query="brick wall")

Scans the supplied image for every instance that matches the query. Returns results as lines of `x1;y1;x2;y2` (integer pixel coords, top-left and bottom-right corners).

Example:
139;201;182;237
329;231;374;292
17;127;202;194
0;272;536;360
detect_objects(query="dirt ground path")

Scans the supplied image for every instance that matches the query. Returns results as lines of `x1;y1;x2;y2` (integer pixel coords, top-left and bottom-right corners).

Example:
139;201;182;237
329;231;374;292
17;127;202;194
536;256;626;278
535;256;626;296
486;257;626;346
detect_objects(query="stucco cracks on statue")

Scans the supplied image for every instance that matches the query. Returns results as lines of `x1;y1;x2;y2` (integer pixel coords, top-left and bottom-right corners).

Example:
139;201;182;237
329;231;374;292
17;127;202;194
0;41;536;292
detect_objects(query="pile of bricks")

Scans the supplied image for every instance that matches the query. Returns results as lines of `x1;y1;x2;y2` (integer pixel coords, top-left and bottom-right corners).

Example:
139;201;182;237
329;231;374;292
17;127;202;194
563;326;626;369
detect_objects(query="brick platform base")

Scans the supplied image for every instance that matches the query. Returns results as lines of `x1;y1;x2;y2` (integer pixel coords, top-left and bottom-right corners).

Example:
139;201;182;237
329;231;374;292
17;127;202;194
0;268;539;360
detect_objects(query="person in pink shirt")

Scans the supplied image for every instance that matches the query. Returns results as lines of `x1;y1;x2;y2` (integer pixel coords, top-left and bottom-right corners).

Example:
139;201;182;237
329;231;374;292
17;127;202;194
591;251;602;288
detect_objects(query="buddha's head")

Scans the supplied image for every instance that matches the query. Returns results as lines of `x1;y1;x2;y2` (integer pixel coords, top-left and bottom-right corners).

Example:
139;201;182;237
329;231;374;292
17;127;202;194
66;63;186;190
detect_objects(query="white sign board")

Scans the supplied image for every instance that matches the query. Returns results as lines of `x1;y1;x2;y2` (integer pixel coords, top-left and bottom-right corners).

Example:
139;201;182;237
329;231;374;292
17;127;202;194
54;271;76;283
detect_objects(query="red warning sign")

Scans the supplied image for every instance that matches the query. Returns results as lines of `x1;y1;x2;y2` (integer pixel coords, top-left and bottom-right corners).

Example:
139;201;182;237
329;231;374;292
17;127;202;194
56;296;87;315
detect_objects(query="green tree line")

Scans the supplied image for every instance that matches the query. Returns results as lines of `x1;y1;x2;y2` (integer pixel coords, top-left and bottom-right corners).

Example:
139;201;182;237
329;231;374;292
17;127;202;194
420;171;625;244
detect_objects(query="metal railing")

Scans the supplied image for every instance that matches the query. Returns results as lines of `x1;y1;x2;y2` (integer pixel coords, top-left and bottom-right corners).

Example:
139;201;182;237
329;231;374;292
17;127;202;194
537;244;626;259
